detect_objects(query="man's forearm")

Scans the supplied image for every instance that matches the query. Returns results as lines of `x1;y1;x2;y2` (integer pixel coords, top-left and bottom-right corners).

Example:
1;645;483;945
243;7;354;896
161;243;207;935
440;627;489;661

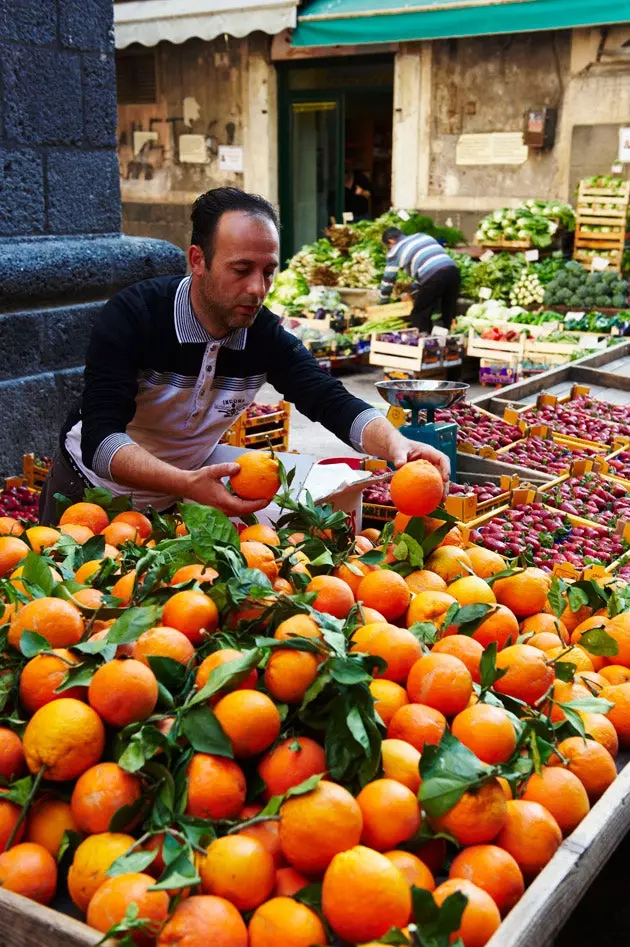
109;443;192;497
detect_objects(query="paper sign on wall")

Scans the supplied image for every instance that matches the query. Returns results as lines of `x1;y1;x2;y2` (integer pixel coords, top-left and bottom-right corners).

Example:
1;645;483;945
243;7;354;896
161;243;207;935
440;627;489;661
179;135;208;164
218;146;244;173
456;132;528;166
618;127;630;164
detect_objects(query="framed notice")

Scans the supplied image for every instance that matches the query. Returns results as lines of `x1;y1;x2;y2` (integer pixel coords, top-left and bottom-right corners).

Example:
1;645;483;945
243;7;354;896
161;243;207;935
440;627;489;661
456;132;528;166
178;135;208;164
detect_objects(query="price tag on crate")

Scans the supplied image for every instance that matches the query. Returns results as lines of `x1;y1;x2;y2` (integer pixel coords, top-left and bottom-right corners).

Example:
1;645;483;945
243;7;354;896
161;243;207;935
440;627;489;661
591;256;609;272
386;406;407;429
342;212;354;223
397;209;411;221
479;250;494;263
431;326;448;337
478;287;493;300
525;248;540;262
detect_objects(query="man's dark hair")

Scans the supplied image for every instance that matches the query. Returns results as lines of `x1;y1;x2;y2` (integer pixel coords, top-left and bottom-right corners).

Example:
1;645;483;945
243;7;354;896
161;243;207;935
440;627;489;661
382;227;404;245
191;187;279;262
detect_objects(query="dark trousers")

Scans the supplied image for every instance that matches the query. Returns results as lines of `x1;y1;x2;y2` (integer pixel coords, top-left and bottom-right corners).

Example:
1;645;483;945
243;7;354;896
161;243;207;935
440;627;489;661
39;451;92;525
411;267;461;334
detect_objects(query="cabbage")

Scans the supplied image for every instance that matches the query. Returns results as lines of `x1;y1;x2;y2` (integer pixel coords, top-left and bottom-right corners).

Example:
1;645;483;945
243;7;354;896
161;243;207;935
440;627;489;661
266;269;309;307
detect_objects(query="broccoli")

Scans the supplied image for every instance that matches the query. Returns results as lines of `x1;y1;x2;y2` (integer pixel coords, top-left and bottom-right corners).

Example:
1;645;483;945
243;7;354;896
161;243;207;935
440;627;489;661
613;294;627;308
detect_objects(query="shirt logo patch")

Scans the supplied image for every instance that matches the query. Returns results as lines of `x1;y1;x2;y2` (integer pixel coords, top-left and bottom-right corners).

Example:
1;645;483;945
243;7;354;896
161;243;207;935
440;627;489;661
216;396;249;418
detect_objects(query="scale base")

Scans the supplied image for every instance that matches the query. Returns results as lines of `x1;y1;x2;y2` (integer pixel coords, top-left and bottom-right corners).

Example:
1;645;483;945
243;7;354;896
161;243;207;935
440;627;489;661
400;421;458;481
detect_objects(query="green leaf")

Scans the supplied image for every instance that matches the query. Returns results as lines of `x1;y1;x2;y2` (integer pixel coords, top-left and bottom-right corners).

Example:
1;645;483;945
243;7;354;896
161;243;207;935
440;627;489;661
285;772;324;800
329;656;375;685
188;648;262;707
359;549;386;565
107;605;162;646
226;568;273;608
435;890;469;937
559;704;587;738
57;829;82;864
109;794;147;833
254;635;322;654
55;662;95;693
19;630;52;658
562;696;614;715
479;642;507;692
419;731;494;819
293;882;323;911
578;627;619;657
567;585;589;613
80;534;106;566
106;848;158;878
180;502;240;555
411;885;440;926
548;577;567;619
181;705;233;757
20;552;54;596
398;532;424;568
84;487;113;508
147;656;190;695
149;851;200;891
408;621;439;646
448;603;496;637
554;661;577;683
4;775;33;806
117;725;168;774
372;930;410;946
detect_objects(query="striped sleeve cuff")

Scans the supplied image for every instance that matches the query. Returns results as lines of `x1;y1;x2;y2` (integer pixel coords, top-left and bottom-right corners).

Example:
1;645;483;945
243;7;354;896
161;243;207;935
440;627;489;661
91;433;135;478
349;408;385;453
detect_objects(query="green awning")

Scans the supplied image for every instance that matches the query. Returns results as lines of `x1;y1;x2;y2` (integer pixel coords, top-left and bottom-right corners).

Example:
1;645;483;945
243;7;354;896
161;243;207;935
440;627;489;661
292;0;630;47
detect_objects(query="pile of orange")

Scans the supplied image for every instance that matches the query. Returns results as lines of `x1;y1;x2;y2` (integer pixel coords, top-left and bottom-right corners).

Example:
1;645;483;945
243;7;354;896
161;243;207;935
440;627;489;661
0;457;627;947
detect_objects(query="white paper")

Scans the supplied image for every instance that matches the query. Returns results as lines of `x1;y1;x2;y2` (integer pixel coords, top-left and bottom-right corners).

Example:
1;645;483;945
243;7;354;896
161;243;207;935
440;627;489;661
179;134;208;164
478;287;492;300
479;250;494;263
397;209;411;221
431;326;449;337
300;464;372;503
525;249;540;262
342;212;354;223
218;145;244;173
618;127;630;163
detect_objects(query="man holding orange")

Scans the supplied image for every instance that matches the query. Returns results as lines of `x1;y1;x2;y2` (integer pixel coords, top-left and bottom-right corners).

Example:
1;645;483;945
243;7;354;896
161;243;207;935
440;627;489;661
41;188;449;523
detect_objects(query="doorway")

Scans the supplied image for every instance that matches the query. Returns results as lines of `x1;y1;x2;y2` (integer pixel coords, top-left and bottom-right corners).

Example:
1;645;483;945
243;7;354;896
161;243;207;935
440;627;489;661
278;57;394;261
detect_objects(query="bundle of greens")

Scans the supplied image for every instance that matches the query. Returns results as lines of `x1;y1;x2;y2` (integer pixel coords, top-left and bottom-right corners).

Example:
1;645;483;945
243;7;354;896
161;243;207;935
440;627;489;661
475;199;574;248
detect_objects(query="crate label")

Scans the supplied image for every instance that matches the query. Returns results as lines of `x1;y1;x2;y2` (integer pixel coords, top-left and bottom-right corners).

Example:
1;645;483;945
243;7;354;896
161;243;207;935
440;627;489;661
525;248;540;262
342;212;354;223
431;326;448;337
386;406;407;428
479;250;494;263
478;287;493;300
591;256;609;272
397;209;411;221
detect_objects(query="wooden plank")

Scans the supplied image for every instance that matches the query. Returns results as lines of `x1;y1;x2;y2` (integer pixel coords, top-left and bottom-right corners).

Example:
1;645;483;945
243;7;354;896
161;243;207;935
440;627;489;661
487;757;630;947
0;888;114;947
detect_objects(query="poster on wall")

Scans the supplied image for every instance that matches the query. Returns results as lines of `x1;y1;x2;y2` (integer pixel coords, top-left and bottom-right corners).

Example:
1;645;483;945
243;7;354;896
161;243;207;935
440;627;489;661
179;135;208;164
218;146;244;173
618;127;630;164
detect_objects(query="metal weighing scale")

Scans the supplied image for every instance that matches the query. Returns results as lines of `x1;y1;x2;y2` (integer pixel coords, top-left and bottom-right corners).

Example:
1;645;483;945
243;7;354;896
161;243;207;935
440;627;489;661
375;379;469;480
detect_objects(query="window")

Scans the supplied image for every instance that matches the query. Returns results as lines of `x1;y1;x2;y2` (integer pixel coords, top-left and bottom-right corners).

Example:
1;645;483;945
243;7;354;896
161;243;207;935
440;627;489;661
116;50;157;105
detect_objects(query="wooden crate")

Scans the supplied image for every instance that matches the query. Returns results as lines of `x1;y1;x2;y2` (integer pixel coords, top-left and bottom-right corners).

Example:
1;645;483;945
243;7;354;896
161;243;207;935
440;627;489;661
222;402;291;451
467;328;527;363
22;454;50;491
369;335;443;372
479;236;532;250
573;179;630;273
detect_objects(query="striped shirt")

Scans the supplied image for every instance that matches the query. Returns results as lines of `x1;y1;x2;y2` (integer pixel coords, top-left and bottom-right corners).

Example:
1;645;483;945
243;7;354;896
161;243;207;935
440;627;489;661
379;234;456;300
62;274;381;511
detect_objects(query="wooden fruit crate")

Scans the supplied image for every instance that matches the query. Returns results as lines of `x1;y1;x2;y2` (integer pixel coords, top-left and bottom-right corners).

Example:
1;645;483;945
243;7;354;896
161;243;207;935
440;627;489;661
369;336;443;372
467;328;527;363
479;236;532;250
221;402;291;451
573;179;630;273
22;454;51;491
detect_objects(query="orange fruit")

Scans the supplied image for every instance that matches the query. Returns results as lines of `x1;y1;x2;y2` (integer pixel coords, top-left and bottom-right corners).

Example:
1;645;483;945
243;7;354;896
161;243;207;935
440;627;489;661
237;804;284;868
356;778;421;852
87;871;170;940
274;614;322;643
258;736;327;801
522;766;589;836
405;569;447;593
406;652;473;717
240;523;281;546
466;546;507;579
333;558;376;598
60;502;109;534
73;587;106;608
433;878;501;947
547;680;591;724
25;525;60;552
494;799;561;878
305;575;354;618
381;739;421;793
231;450;280;501
357;570;411;622
26;798;80;858
605;612;630;667
600;665;630;685
0;535;29;577
361;527;381;543
22;698;105;781
111;510;152;540
264;649;319;704
351;623;422;684
274;866;309;897
384;850;434;890
214;690;281;758
241;540;279;582
599;682;630;746
447;575;496;607
580;711;619;757
132;626;195;668
194;648;258;703
101;521;140;548
0;792;26;850
111;569;137;605
493;568;550;619
273;577;293;595
0;516;24;536
546;644;594;675
68;832;136;912
369;679;409;727
521;612;569;643
388;702;446;752
548;736;617;802
279;779;363;876
390;460;444;517
157;895;248;947
449;844;524;917
88;659;158;727
406;590;457;628
170;563;219;586
527;632;565;653
424;546;473;583
432;635;484;684
472;604;519;651
494;644;554;705
0;727;26;781
431;778;507;846
186;753;246;819
70;762;141;834
162;589;219;645
19;648;84;713
74;558;106;584
322;845;411;944
60;523;95;543
451;704;516;765
200;835;275;911
248;896;327;947
8;596;84;650
0;842;57;905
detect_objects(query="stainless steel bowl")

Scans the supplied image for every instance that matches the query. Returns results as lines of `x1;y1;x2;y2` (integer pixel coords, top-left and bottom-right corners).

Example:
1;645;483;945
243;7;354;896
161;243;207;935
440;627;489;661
375;380;469;411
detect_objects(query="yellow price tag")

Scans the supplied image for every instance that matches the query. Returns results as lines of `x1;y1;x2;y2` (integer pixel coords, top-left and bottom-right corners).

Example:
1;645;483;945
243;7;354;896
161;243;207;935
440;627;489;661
387;406;406;429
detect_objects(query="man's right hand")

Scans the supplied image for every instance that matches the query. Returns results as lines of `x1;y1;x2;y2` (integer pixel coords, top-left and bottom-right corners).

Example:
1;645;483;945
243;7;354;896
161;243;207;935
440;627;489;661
185;463;270;516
